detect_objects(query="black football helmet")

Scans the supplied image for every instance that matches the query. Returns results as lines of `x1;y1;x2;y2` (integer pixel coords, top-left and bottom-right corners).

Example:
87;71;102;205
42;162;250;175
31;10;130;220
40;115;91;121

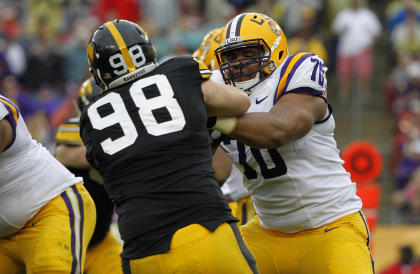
87;19;157;90
76;77;102;113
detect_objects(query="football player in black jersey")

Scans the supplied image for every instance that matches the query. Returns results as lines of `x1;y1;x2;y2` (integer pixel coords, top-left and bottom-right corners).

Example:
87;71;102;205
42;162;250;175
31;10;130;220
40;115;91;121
79;19;257;273
55;77;123;274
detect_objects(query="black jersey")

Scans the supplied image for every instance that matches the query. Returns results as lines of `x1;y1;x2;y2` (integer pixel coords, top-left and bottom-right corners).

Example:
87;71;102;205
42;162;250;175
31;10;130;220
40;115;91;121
80;56;236;259
55;117;114;248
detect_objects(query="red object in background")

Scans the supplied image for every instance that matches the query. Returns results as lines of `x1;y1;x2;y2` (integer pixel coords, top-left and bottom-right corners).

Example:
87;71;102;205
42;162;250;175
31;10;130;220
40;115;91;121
92;0;142;23
342;141;383;185
381;262;420;274
357;184;381;232
342;141;383;232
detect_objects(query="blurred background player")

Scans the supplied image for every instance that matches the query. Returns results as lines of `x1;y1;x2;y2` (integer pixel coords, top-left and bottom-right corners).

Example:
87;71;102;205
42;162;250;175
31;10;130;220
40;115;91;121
193;27;223;71
0;94;96;273
55;77;123;274
212;12;374;273
194;27;255;226
79;19;256;273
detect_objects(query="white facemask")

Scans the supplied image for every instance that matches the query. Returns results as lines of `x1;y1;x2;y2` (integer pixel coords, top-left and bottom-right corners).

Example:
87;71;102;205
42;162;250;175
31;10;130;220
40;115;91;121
234;72;260;95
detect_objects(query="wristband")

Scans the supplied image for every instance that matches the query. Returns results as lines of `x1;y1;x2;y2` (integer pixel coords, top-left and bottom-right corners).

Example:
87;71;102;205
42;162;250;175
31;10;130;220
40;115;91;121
213;116;237;135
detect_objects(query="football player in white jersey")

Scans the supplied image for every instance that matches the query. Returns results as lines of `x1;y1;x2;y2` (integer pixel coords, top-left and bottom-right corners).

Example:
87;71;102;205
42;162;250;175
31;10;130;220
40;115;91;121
0;94;96;273
210;12;374;273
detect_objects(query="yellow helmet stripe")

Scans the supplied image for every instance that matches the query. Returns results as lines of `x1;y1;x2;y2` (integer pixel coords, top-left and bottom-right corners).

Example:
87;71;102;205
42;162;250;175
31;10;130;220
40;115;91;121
105;22;136;72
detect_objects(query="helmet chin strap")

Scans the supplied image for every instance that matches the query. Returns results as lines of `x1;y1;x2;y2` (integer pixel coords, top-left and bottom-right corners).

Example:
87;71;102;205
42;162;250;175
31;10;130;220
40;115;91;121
234;72;260;95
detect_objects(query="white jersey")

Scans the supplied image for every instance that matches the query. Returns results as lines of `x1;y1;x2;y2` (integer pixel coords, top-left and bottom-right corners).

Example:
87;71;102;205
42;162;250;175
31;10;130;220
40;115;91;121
221;164;249;201
212;52;362;233
0;95;81;237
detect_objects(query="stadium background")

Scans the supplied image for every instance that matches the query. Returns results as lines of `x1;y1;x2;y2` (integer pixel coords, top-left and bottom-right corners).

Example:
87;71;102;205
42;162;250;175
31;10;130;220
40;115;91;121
0;0;419;272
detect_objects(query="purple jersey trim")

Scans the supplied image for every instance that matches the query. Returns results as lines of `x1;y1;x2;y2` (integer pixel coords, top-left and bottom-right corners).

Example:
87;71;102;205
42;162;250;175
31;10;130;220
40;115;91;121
273;86;332;124
0;97;19;151
273;53;316;105
71;184;85;270
315;103;333;124
61;190;78;274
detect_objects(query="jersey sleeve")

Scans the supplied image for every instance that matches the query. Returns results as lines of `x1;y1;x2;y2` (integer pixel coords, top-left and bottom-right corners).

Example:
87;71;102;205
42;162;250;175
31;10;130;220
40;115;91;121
79;110;102;172
55;117;83;146
274;52;328;103
0;96;19;150
164;56;212;84
0;96;19;123
193;57;212;80
209;69;225;84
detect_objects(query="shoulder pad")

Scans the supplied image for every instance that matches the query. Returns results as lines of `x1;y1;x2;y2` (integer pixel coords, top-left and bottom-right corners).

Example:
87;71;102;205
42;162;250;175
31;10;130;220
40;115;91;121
193;57;212;79
274;53;327;103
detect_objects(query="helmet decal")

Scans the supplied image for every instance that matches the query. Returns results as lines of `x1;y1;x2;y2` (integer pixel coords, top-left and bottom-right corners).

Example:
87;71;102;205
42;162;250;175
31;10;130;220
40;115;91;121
104;21;136;72
268;21;281;36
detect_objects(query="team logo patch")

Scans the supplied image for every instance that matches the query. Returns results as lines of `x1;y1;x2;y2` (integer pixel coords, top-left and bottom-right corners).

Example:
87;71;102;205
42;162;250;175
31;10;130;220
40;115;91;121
268;21;281;36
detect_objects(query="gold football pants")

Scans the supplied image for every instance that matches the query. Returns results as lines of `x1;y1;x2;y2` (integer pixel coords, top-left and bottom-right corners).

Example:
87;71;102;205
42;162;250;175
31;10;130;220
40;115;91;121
0;183;96;274
84;231;123;274
123;222;258;274
240;211;374;274
228;196;256;226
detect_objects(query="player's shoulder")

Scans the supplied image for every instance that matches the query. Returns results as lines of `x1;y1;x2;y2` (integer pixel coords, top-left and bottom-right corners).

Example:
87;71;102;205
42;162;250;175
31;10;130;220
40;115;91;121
274;52;327;101
159;56;212;79
280;52;324;73
0;95;20;122
159;56;196;70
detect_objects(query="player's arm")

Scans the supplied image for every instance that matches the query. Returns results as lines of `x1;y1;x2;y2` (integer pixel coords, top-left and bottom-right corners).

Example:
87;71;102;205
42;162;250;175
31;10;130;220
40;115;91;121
201;79;250;117
55;144;91;169
0;118;13;152
212;146;232;186
230;93;327;149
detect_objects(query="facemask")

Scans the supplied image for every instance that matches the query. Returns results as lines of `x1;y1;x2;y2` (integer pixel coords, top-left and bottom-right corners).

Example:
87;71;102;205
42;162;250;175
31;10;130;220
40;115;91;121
234;72;260;95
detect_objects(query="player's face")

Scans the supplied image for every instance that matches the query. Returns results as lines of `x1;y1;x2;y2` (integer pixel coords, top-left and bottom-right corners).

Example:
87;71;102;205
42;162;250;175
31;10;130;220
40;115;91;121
221;46;261;82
